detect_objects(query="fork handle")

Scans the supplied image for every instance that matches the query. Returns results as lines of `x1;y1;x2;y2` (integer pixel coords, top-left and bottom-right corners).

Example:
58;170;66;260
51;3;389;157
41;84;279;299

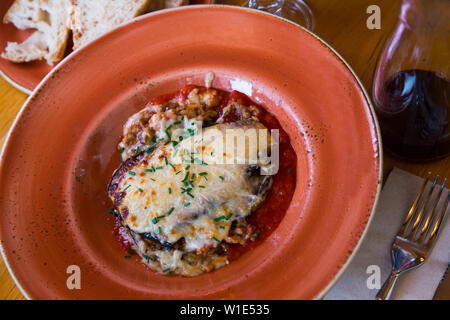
376;271;400;300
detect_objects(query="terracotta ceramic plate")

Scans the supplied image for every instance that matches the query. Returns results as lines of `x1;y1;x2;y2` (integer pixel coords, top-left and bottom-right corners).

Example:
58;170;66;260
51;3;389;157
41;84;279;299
0;1;210;94
0;6;381;299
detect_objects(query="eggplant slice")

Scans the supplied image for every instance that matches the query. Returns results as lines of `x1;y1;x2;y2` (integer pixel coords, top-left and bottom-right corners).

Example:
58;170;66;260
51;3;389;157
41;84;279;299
108;118;274;276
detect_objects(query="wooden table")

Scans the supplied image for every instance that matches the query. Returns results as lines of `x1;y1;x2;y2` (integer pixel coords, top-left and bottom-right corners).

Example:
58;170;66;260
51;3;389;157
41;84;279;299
0;0;448;300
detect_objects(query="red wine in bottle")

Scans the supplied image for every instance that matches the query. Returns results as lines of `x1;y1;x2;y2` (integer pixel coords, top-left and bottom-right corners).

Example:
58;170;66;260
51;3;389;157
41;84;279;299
375;69;450;161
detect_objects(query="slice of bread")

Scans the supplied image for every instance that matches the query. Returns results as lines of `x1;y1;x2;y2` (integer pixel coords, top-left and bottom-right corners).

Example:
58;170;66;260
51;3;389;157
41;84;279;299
69;0;153;50
163;0;187;8
2;0;70;65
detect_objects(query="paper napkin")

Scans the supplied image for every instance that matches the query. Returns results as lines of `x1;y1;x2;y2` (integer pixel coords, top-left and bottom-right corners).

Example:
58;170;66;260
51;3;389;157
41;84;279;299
324;167;450;300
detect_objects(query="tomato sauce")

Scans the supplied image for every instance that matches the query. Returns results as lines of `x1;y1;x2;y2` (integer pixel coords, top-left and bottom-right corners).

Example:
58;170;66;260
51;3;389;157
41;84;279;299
112;85;297;262
113;217;133;251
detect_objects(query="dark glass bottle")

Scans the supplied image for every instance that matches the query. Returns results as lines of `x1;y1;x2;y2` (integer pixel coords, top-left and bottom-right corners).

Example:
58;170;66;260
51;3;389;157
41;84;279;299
372;0;450;161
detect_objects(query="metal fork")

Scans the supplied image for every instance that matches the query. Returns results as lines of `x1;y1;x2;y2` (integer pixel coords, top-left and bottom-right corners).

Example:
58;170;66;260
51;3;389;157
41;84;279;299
376;173;450;300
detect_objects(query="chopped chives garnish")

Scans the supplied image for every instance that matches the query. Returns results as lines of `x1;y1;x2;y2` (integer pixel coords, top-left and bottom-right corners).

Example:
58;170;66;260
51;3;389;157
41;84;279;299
168;163;175;170
185;165;190;170
174;120;181;125
107;209;114;214
150;178;156;181
219;226;225;230
164;156;168;165
167;207;175;215
158;226;162;234
120;147;125;153
198;185;205;188
165;125;172;139
162;268;171;273
138;188;143;193
152;215;166;224
182;171;190;182
225;213;232;220
287;168;292;174
168;187;172;194
123;185;131;191
181;187;192;193
144;168;153;173
175;170;181;175
155;166;163;170
127;249;135;254
199;172;207;176
214;216;225;222
219;176;224;181
212;236;220;243
184;202;191;207
172;140;178;147
164;140;171;145
124;255;131;259
145;146;155;154
251;232;259;238
128;171;136;175
186;192;194;198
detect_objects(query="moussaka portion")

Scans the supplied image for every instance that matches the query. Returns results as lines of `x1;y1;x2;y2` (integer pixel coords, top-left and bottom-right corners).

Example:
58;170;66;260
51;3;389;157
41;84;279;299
108;86;276;276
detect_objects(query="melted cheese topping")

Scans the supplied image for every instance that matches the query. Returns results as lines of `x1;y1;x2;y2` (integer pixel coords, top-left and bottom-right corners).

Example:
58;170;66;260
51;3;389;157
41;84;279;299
116;121;270;253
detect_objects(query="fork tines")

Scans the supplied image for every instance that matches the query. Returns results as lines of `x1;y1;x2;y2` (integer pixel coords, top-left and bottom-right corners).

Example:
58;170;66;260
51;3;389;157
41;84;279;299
399;173;450;245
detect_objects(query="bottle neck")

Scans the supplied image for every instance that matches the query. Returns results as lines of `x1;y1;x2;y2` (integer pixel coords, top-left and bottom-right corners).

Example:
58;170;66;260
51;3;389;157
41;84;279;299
400;0;450;33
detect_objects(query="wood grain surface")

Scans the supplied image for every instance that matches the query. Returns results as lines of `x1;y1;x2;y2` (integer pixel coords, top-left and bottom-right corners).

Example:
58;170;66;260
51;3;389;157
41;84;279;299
0;0;448;300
